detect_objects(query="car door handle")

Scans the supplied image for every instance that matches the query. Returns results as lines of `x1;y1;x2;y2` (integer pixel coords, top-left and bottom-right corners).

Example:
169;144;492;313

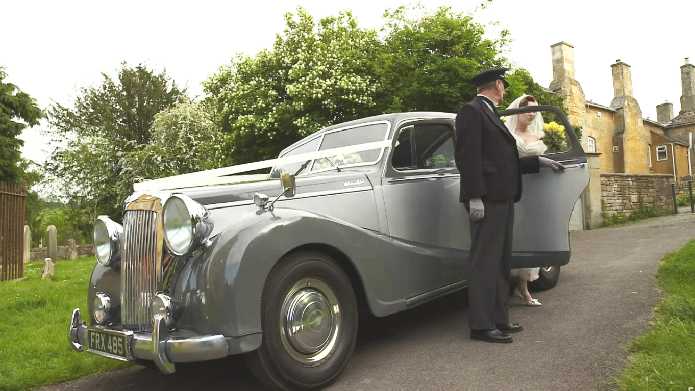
561;163;587;169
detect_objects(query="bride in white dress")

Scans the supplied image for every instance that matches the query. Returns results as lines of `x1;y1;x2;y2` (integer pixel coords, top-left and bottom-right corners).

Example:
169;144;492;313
504;94;547;306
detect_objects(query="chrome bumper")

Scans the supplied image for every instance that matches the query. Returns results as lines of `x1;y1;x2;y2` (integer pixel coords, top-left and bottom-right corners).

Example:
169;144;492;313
68;308;230;374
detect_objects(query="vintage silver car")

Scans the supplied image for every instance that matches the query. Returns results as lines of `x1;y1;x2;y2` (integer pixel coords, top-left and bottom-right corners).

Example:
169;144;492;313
68;105;589;390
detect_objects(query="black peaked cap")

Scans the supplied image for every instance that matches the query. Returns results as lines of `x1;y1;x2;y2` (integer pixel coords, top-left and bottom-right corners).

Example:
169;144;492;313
470;67;510;88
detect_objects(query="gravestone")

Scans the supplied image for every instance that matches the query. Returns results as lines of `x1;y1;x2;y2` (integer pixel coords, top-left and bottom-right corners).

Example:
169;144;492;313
23;225;31;264
47;225;58;261
67;239;79;260
42;258;55;279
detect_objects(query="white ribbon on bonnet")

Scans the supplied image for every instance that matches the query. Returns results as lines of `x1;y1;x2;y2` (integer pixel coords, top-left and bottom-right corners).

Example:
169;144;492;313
134;140;391;192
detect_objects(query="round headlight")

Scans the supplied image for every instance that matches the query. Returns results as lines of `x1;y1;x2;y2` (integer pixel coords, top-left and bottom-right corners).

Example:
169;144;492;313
163;194;212;256
93;293;112;325
93;216;122;266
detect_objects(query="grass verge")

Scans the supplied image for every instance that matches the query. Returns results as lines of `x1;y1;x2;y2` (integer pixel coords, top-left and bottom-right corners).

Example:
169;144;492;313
618;240;695;390
0;257;128;391
601;206;673;227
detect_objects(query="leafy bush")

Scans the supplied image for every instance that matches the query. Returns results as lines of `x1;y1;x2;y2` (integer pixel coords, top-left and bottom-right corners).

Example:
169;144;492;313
602;206;672;227
676;192;691;207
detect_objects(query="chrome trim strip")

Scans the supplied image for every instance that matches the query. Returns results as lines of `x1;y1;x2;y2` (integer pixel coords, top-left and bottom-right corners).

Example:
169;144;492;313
387;173;460;183
206;186;373;210
206;199;255;210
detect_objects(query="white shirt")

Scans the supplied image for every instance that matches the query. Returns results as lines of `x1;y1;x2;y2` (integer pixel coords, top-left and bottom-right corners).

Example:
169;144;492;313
476;94;498;115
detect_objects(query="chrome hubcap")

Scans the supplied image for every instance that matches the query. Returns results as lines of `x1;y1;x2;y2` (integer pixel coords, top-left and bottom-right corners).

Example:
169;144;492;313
280;278;341;365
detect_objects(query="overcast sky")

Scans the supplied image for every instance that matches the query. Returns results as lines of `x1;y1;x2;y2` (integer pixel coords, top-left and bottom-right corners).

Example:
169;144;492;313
4;0;692;165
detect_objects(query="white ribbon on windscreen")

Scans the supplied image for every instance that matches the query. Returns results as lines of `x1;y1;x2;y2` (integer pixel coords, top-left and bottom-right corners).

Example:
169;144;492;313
133;140;392;192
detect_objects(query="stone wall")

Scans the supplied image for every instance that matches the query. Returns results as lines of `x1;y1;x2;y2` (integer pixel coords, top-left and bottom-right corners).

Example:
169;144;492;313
30;245;94;262
601;173;675;217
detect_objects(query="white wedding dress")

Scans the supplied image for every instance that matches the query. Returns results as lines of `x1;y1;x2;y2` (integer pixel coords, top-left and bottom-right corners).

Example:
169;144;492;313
504;95;548;283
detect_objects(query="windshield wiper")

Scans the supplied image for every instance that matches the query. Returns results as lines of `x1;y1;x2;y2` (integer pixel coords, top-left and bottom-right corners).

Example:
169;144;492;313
292;160;312;177
322;156;342;172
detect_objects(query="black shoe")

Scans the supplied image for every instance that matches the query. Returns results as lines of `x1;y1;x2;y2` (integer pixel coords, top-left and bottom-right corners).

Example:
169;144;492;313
496;323;523;333
470;328;513;343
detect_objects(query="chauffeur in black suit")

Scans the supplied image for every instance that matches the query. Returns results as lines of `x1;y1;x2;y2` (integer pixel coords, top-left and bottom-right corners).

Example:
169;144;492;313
454;68;564;343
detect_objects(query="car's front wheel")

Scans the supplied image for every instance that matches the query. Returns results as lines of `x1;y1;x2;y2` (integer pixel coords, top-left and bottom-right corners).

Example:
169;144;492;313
246;251;358;390
529;265;561;291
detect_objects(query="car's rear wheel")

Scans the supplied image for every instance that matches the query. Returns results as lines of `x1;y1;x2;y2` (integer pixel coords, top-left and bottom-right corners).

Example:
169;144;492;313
529;266;561;292
246;251;358;390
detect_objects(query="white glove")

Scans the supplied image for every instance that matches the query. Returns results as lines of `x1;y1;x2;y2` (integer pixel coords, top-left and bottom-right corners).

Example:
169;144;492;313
469;198;485;222
538;156;565;173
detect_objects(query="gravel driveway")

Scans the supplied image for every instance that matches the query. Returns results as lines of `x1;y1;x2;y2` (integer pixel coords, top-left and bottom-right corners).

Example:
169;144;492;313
41;212;695;391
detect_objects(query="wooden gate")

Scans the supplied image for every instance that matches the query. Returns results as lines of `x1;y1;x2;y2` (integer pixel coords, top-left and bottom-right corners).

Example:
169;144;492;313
0;182;26;281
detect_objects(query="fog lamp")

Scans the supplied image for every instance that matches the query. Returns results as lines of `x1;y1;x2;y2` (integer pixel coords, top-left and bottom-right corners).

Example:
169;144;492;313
93;293;112;325
151;293;176;328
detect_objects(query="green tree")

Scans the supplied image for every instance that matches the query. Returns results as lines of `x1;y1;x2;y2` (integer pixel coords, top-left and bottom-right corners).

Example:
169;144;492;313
205;7;530;164
124;101;226;180
34;202;92;246
0;68;42;182
47;63;185;217
204;9;384;164
503;68;564;111
377;6;509;113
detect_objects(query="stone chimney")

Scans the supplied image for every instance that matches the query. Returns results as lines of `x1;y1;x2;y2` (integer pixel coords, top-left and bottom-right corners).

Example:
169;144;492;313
656;102;674;123
608;59;649;173
551;41;576;83
611;59;633;99
680;58;695;114
549;41;585;131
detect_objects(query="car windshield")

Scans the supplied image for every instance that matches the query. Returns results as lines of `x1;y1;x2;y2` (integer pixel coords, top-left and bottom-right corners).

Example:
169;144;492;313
270;137;321;178
311;122;389;172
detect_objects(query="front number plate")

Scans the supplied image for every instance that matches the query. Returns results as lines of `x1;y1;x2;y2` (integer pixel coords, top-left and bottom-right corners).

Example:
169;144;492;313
87;328;132;360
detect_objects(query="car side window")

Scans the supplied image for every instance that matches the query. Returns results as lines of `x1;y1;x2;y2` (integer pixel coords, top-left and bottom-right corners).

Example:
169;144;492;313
312;123;388;171
392;123;456;171
270;137;321;178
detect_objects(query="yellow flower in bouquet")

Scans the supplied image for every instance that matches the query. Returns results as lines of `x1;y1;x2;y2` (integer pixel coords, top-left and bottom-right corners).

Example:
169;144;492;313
542;121;568;153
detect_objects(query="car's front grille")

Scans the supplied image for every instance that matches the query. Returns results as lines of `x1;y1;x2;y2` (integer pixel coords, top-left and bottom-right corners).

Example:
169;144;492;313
120;209;162;331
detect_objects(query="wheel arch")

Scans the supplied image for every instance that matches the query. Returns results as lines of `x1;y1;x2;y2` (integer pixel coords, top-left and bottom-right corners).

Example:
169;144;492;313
278;243;372;317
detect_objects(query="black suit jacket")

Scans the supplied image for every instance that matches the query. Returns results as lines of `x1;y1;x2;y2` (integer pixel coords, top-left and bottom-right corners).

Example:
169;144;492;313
454;96;540;203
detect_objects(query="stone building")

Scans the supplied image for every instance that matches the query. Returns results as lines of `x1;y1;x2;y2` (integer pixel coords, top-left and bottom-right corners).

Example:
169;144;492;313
550;42;693;181
548;42;694;228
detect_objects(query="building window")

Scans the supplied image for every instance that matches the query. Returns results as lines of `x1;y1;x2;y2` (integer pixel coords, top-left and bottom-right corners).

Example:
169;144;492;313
613;146;620;152
656;145;668;161
587;136;597;153
648;144;652;168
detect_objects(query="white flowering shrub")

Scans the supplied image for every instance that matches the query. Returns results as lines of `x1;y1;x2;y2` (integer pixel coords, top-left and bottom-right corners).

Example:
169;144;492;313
123;102;226;181
204;9;383;164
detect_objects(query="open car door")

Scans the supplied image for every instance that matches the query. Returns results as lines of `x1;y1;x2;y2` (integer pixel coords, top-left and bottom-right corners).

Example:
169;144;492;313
499;105;589;269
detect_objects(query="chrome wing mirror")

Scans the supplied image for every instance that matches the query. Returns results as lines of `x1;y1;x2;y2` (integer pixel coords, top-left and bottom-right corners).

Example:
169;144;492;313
280;172;296;198
255;172;297;212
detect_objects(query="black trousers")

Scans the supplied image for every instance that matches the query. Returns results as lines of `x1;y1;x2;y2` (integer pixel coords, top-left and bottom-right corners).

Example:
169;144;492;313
467;200;514;330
